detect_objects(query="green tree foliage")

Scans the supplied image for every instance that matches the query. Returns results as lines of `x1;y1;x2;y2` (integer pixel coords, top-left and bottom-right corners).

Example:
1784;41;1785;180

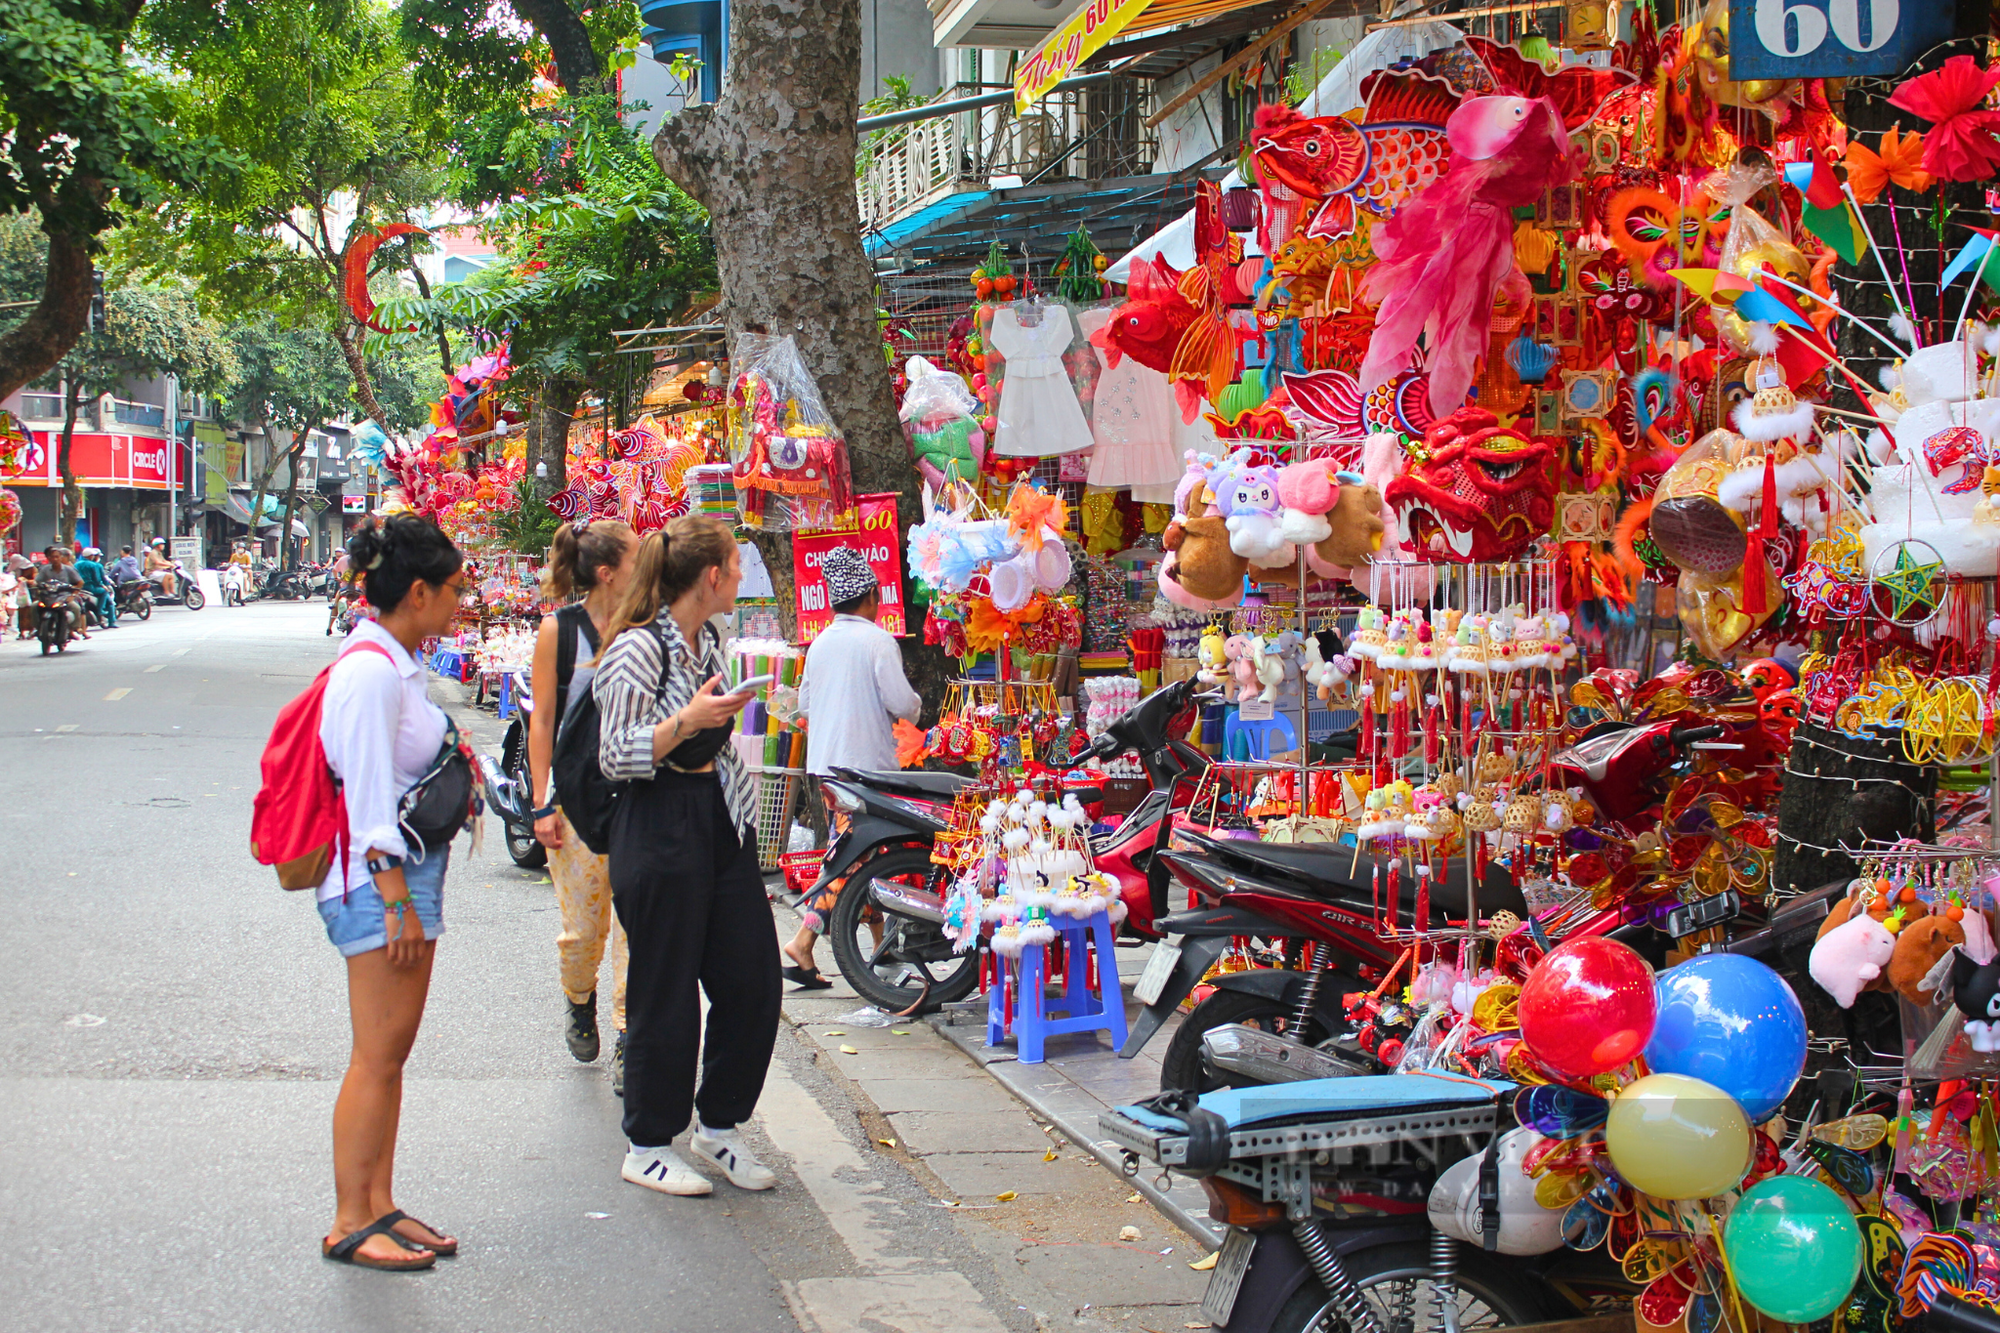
399;0;639;137
129;0;444;426
0;0;233;399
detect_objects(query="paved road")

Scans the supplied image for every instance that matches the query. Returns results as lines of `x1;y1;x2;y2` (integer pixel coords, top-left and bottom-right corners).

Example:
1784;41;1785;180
0;602;1051;1332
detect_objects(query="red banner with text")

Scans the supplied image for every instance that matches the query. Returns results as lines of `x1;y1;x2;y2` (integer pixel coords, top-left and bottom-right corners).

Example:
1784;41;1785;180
792;493;905;644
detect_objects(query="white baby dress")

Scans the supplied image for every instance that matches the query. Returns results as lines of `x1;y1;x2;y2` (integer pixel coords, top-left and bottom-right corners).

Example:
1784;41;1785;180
989;303;1094;457
1075;306;1185;503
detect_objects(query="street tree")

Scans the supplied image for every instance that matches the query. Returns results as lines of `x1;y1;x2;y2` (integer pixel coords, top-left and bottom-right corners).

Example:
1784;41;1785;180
132;0;445;429
0;0;230;401
224;311;440;564
372;92;716;495
4;213;237;542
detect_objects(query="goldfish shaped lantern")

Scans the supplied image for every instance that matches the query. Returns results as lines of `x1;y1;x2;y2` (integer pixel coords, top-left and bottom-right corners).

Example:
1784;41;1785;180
1361;96;1579;420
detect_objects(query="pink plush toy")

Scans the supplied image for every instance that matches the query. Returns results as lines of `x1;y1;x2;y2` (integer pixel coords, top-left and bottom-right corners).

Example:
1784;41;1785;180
1809;911;1897;1008
1277;460;1337;546
1223;633;1262;703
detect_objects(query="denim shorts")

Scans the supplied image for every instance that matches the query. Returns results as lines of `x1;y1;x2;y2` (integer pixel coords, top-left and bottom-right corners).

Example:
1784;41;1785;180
318;847;449;957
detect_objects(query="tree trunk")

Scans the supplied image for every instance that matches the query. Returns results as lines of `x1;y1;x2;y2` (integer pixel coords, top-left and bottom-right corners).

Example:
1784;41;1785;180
407;262;456;378
279;431;314;570
331;321;391;431
246;427;290;557
509;0;602;91
652;0;949;717
527;376;579;498
57;378;85;546
0;234;93;404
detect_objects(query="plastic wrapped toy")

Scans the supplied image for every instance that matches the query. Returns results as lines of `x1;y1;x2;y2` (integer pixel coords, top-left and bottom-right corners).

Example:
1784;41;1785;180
728;334;857;530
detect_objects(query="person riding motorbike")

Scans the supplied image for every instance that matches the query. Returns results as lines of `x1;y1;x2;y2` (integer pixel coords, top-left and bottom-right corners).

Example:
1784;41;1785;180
75;547;115;628
143;539;175;598
35;547;89;640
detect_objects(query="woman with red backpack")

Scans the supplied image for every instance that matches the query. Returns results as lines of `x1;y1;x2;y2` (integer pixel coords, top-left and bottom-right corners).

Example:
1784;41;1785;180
315;515;467;1271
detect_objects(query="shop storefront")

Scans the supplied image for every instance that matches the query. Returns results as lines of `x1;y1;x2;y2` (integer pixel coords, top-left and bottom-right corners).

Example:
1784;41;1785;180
1;427;173;553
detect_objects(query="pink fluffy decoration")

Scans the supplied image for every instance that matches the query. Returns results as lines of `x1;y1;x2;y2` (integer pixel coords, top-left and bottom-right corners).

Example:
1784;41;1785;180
1360;96;1577;419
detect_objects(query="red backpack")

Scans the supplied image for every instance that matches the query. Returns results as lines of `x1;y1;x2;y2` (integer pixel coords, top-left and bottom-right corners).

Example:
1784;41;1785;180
251;641;394;889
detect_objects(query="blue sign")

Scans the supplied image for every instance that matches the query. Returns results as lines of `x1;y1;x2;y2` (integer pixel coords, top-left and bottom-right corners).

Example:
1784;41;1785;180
1728;0;1954;80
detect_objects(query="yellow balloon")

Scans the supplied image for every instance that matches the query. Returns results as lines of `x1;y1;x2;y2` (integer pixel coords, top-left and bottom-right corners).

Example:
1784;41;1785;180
1605;1073;1753;1200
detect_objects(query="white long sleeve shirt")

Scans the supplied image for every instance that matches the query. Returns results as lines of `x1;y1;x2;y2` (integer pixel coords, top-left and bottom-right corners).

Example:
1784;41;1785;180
317;619;448;900
799;614;922;776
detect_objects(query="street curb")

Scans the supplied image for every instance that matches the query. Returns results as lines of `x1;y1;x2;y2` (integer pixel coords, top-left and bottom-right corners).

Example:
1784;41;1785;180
928;1015;1221;1253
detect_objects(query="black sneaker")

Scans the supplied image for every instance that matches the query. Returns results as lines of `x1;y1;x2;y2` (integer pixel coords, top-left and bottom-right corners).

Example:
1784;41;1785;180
565;993;600;1063
611;1032;627;1097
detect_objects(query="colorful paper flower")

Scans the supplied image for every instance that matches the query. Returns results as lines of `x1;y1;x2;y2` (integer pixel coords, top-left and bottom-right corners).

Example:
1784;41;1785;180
1844;124;1935;202
1888;56;2000;183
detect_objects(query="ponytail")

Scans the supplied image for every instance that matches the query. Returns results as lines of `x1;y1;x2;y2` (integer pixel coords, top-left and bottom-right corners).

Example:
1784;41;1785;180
600;515;737;652
541;518;633;601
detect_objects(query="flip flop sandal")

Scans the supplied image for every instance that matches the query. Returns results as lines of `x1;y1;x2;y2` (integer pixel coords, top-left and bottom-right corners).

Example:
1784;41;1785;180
782;965;834;991
381;1209;459;1257
322;1215;436;1271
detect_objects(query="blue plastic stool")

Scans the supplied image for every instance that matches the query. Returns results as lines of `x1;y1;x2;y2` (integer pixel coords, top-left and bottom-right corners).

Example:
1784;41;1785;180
496;672;516;720
1223;711;1299;761
986;908;1129;1064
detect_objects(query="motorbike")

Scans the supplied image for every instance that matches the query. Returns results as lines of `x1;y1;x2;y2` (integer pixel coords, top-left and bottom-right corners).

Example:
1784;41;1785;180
1100;1076;1623;1333
1129;837;1527;1091
810;675;1217;1015
257;566;310;601
115;577;154;621
815;766;979;1014
32;584;84;655
221;564;250;607
1078;675;1218;941
477;668;547;870
147;561;205;610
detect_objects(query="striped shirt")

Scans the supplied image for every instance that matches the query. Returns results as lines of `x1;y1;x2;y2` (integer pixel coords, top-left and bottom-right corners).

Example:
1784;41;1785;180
593;616;755;834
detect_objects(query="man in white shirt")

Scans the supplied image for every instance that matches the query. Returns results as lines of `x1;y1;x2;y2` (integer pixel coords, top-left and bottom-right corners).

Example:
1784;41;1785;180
783;546;921;986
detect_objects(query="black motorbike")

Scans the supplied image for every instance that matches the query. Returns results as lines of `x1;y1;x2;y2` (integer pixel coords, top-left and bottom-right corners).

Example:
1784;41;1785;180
32;584;82;655
816;767;978;1014
115;577;154;621
478;669;547;869
257;567;310;601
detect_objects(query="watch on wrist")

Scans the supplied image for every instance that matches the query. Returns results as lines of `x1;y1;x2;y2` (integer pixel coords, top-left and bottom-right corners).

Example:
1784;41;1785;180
366;854;404;876
531;803;558;820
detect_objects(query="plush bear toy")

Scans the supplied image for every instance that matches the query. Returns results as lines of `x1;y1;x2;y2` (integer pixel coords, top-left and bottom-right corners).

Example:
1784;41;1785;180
1314;476;1387;570
1809;909;1898;1008
1160;515;1249;605
1889;910;1964;1005
1223;634;1262;703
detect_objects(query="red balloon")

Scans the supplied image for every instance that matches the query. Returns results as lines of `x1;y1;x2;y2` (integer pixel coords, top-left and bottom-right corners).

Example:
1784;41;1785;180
1518;936;1657;1082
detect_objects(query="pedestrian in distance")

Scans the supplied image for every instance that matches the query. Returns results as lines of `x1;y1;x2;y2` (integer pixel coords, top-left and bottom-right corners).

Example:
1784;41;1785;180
783;546;921;987
528;518;637;1087
593;515;781;1196
315;515;468;1271
75;546;115;628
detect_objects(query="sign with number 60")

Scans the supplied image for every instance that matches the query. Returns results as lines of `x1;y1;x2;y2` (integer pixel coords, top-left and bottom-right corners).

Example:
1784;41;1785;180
1729;0;1953;79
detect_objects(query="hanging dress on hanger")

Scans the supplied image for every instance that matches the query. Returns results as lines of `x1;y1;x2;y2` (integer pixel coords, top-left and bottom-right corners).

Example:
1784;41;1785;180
989;303;1093;457
1076;305;1183;503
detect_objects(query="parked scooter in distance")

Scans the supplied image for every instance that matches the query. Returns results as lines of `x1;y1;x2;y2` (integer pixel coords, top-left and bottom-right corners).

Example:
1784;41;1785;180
477;667;547;870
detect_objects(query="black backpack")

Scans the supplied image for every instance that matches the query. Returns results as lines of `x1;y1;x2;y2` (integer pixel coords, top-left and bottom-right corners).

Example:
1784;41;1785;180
551;621;665;856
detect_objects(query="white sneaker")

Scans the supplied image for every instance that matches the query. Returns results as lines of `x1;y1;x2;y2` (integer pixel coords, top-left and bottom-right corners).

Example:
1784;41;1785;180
689;1125;778;1191
622;1145;713;1196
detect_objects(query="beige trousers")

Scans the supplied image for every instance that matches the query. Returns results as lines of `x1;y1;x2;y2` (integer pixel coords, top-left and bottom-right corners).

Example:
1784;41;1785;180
551;810;628;1030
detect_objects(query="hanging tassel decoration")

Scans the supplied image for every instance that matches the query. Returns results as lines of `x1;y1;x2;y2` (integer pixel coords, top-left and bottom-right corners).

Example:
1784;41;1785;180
1742;452;1778;615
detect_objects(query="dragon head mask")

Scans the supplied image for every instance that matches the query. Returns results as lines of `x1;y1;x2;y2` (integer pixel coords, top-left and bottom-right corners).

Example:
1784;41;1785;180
1384;408;1557;562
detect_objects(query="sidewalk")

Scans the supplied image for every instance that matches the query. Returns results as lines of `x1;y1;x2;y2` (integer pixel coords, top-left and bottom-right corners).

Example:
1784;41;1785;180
771;895;1223;1329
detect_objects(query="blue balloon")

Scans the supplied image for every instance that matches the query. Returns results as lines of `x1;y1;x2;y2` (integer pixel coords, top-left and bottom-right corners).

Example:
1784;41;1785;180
1643;953;1805;1121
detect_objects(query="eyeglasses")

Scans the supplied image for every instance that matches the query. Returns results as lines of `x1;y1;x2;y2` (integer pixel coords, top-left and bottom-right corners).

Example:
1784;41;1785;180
438;579;467;597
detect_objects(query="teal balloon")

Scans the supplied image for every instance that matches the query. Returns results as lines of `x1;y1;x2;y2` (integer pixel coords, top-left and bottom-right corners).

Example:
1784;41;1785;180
1723;1176;1863;1324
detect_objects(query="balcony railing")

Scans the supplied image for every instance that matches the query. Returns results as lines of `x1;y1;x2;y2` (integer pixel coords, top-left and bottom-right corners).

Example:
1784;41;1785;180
112;399;166;428
859;78;1157;233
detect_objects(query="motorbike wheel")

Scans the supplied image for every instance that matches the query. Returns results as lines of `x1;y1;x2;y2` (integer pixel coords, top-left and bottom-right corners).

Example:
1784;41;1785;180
1267;1238;1566;1333
504;818;548;869
183;585;205;610
134;595;152;621
828;846;979;1015
1160;988;1340;1094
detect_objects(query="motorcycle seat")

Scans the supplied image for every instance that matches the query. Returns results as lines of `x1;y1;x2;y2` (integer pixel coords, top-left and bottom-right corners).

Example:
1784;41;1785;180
1203;838;1529;920
1116;1073;1512;1132
835;768;972;799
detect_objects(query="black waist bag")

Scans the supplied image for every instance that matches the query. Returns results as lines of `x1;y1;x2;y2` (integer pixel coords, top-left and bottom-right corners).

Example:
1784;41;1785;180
400;720;478;850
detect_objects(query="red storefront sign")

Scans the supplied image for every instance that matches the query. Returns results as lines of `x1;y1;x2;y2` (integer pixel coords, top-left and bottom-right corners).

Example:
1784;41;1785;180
0;430;172;491
792;493;905;644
